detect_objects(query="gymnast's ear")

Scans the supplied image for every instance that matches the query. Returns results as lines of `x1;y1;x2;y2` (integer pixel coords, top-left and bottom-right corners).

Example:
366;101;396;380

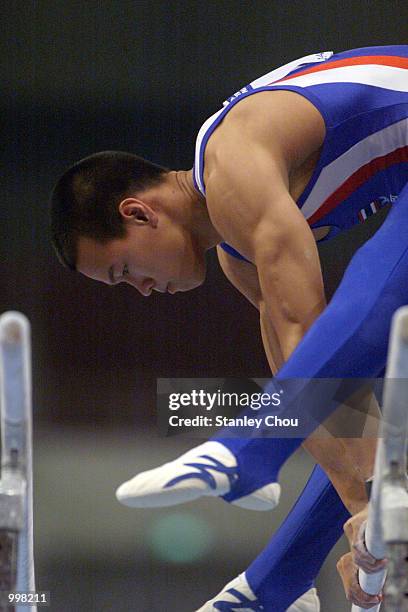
118;198;158;227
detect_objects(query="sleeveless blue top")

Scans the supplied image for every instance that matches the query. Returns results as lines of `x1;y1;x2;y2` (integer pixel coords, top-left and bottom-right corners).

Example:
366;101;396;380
192;46;408;262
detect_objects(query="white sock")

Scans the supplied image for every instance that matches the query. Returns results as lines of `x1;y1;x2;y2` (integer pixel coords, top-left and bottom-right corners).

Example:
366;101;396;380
116;440;280;511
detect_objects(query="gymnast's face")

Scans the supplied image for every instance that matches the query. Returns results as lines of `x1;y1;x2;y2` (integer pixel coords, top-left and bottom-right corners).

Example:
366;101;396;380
76;198;207;296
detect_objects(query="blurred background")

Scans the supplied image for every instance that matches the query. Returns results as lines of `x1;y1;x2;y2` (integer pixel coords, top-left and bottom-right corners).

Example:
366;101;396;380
2;1;407;610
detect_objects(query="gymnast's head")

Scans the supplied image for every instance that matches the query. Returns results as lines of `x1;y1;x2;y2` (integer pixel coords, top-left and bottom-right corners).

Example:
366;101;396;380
50;151;214;295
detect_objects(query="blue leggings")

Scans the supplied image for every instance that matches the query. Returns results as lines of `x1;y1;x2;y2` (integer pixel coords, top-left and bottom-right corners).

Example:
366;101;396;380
246;464;350;611
214;181;408;607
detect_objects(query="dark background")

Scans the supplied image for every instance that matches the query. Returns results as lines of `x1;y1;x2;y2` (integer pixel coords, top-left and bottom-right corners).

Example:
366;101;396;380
1;2;407;610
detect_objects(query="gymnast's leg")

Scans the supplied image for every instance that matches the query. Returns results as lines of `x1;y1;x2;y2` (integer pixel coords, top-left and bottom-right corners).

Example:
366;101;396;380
197;464;349;611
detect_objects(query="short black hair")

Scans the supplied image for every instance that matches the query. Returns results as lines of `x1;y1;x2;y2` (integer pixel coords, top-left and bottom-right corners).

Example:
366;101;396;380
50;151;169;270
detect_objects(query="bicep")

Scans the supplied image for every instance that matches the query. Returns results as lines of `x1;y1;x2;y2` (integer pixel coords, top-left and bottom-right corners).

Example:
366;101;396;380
207;139;322;293
207;141;325;355
206;139;291;262
205;124;318;262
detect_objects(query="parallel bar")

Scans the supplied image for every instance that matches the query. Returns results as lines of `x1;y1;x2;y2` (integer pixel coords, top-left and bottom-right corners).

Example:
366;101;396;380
0;313;36;611
352;307;408;612
380;307;408;611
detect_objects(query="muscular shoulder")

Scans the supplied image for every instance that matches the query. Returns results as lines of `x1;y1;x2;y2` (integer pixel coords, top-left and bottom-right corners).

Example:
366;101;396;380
205;89;325;179
202;90;325;259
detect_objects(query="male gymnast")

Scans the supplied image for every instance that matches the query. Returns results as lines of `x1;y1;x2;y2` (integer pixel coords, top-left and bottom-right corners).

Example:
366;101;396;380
50;46;407;610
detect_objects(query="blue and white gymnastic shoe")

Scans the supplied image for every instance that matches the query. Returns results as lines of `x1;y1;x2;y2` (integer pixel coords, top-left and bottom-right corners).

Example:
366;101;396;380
115;441;281;511
195;573;320;611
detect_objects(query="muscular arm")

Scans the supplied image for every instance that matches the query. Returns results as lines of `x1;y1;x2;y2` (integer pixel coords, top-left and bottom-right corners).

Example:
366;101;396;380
206;94;327;361
208;96;376;514
253;191;326;361
217;246;284;374
217;244;378;515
